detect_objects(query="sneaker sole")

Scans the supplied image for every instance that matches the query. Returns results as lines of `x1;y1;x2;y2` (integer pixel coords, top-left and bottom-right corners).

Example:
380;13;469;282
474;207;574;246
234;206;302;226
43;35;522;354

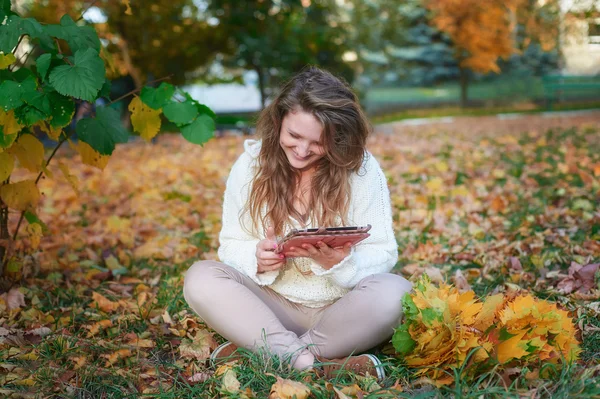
363;354;386;380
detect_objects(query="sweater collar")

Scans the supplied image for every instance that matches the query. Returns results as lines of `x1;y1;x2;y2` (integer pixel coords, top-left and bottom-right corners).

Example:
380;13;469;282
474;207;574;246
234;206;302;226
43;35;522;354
243;139;262;158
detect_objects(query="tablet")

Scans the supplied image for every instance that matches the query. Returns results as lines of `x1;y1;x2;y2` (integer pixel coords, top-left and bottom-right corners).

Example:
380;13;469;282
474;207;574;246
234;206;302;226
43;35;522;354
275;225;371;256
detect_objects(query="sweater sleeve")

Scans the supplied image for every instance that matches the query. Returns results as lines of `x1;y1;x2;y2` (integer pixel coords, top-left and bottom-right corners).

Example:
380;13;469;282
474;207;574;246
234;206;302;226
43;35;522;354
310;154;398;288
217;153;279;286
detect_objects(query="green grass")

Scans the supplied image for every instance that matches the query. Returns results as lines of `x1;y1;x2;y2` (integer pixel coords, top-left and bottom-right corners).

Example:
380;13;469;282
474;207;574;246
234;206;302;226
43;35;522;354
364;76;600;109
370;101;600;125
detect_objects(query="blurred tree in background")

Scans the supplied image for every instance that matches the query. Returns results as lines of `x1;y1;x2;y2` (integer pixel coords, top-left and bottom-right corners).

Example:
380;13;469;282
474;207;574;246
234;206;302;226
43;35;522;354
21;0;573;112
349;0;457;88
207;0;353;108
423;0;561;107
25;0;229;88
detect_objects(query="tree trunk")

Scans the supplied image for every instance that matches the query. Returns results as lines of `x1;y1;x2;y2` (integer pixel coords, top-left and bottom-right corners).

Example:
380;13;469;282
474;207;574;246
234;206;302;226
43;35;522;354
255;66;266;110
459;66;469;108
117;38;143;89
0;205;7;276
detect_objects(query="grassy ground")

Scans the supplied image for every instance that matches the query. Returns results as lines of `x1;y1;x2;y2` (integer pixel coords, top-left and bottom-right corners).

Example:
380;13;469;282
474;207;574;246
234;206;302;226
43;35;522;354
369;101;600;125
0;117;599;397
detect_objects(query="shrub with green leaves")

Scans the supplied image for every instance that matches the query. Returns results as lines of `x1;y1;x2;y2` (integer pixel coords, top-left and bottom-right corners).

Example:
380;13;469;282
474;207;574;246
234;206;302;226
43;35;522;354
0;0;215;276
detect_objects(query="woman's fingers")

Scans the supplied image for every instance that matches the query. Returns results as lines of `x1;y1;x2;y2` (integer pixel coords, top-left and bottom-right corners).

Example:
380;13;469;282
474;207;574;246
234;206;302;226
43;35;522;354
260;258;285;267
259;251;284;262
316;241;333;255
287;246;310;258
301;243;320;256
259;239;278;251
257;262;285;273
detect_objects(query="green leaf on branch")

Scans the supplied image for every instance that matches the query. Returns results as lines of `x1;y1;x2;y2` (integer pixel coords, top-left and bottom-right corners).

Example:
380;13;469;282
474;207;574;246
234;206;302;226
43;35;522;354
76;107;129;156
180;114;214;146
0;16;21;53
0;75;37;111
140;82;174;110
48;92;75;128
196;103;216;119
12;86;73;128
0;15;54;53
402;293;418;318
11;66;34;82
44;15;101;53
49;48;105;102
14;104;46;126
22;90;52;116
163;100;198;126
36;53;52;81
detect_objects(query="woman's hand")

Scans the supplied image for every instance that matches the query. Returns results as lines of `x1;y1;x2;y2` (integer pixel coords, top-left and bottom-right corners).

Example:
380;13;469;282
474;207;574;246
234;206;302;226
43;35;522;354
285;241;352;270
256;227;286;273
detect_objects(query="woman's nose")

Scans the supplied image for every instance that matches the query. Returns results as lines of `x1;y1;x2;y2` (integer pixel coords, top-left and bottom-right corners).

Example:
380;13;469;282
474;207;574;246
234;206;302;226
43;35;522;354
297;142;309;156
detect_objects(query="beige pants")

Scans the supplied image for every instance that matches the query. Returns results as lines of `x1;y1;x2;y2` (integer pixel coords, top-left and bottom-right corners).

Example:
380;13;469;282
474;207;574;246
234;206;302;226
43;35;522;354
183;260;412;369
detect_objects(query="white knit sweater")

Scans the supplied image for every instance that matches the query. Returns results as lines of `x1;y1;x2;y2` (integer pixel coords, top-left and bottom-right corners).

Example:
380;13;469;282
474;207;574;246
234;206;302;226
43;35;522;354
217;139;398;308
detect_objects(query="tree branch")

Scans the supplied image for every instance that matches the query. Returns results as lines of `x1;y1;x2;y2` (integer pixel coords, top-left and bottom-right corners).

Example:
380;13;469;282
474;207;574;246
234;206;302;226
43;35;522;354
12;128;72;243
8;35;26;72
106;75;173;106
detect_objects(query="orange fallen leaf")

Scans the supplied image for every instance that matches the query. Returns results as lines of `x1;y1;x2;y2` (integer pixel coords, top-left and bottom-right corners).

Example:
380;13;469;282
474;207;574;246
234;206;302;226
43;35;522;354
86;319;113;337
102;348;132;367
90;291;121;313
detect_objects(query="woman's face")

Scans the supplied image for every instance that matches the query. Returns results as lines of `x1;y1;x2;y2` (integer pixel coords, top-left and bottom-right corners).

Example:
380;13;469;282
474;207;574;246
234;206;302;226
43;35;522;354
279;109;325;172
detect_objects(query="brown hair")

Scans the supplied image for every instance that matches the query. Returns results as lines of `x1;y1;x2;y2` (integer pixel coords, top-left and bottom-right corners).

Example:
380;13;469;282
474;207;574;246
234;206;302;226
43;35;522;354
244;66;371;236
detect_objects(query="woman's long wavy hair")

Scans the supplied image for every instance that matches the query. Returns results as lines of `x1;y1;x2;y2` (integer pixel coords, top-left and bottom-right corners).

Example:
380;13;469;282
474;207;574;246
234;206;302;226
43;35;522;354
244;66;371;237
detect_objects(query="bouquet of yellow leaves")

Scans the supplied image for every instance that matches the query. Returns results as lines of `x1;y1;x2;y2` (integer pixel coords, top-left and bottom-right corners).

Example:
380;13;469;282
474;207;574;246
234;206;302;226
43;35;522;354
392;275;581;386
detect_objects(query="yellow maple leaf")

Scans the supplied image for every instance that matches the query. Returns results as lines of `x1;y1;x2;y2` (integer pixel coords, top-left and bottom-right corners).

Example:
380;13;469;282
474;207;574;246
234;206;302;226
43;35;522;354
0;151;15;181
9;134;45;173
496;294;581;364
0;179;40;211
496;330;529;363
0;109;23;135
0;53;16;69
129;96;161;142
473;294;504;331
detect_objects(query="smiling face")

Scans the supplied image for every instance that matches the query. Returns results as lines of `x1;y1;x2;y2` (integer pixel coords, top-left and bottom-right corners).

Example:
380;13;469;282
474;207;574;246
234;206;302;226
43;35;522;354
279;109;326;173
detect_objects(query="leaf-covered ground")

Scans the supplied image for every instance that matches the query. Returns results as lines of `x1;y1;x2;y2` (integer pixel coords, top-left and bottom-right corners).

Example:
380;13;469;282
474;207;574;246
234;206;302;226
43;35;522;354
1;112;599;398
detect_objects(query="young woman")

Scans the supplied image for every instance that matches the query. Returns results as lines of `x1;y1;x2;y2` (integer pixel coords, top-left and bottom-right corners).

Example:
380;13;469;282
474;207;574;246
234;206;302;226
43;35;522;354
183;66;412;380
